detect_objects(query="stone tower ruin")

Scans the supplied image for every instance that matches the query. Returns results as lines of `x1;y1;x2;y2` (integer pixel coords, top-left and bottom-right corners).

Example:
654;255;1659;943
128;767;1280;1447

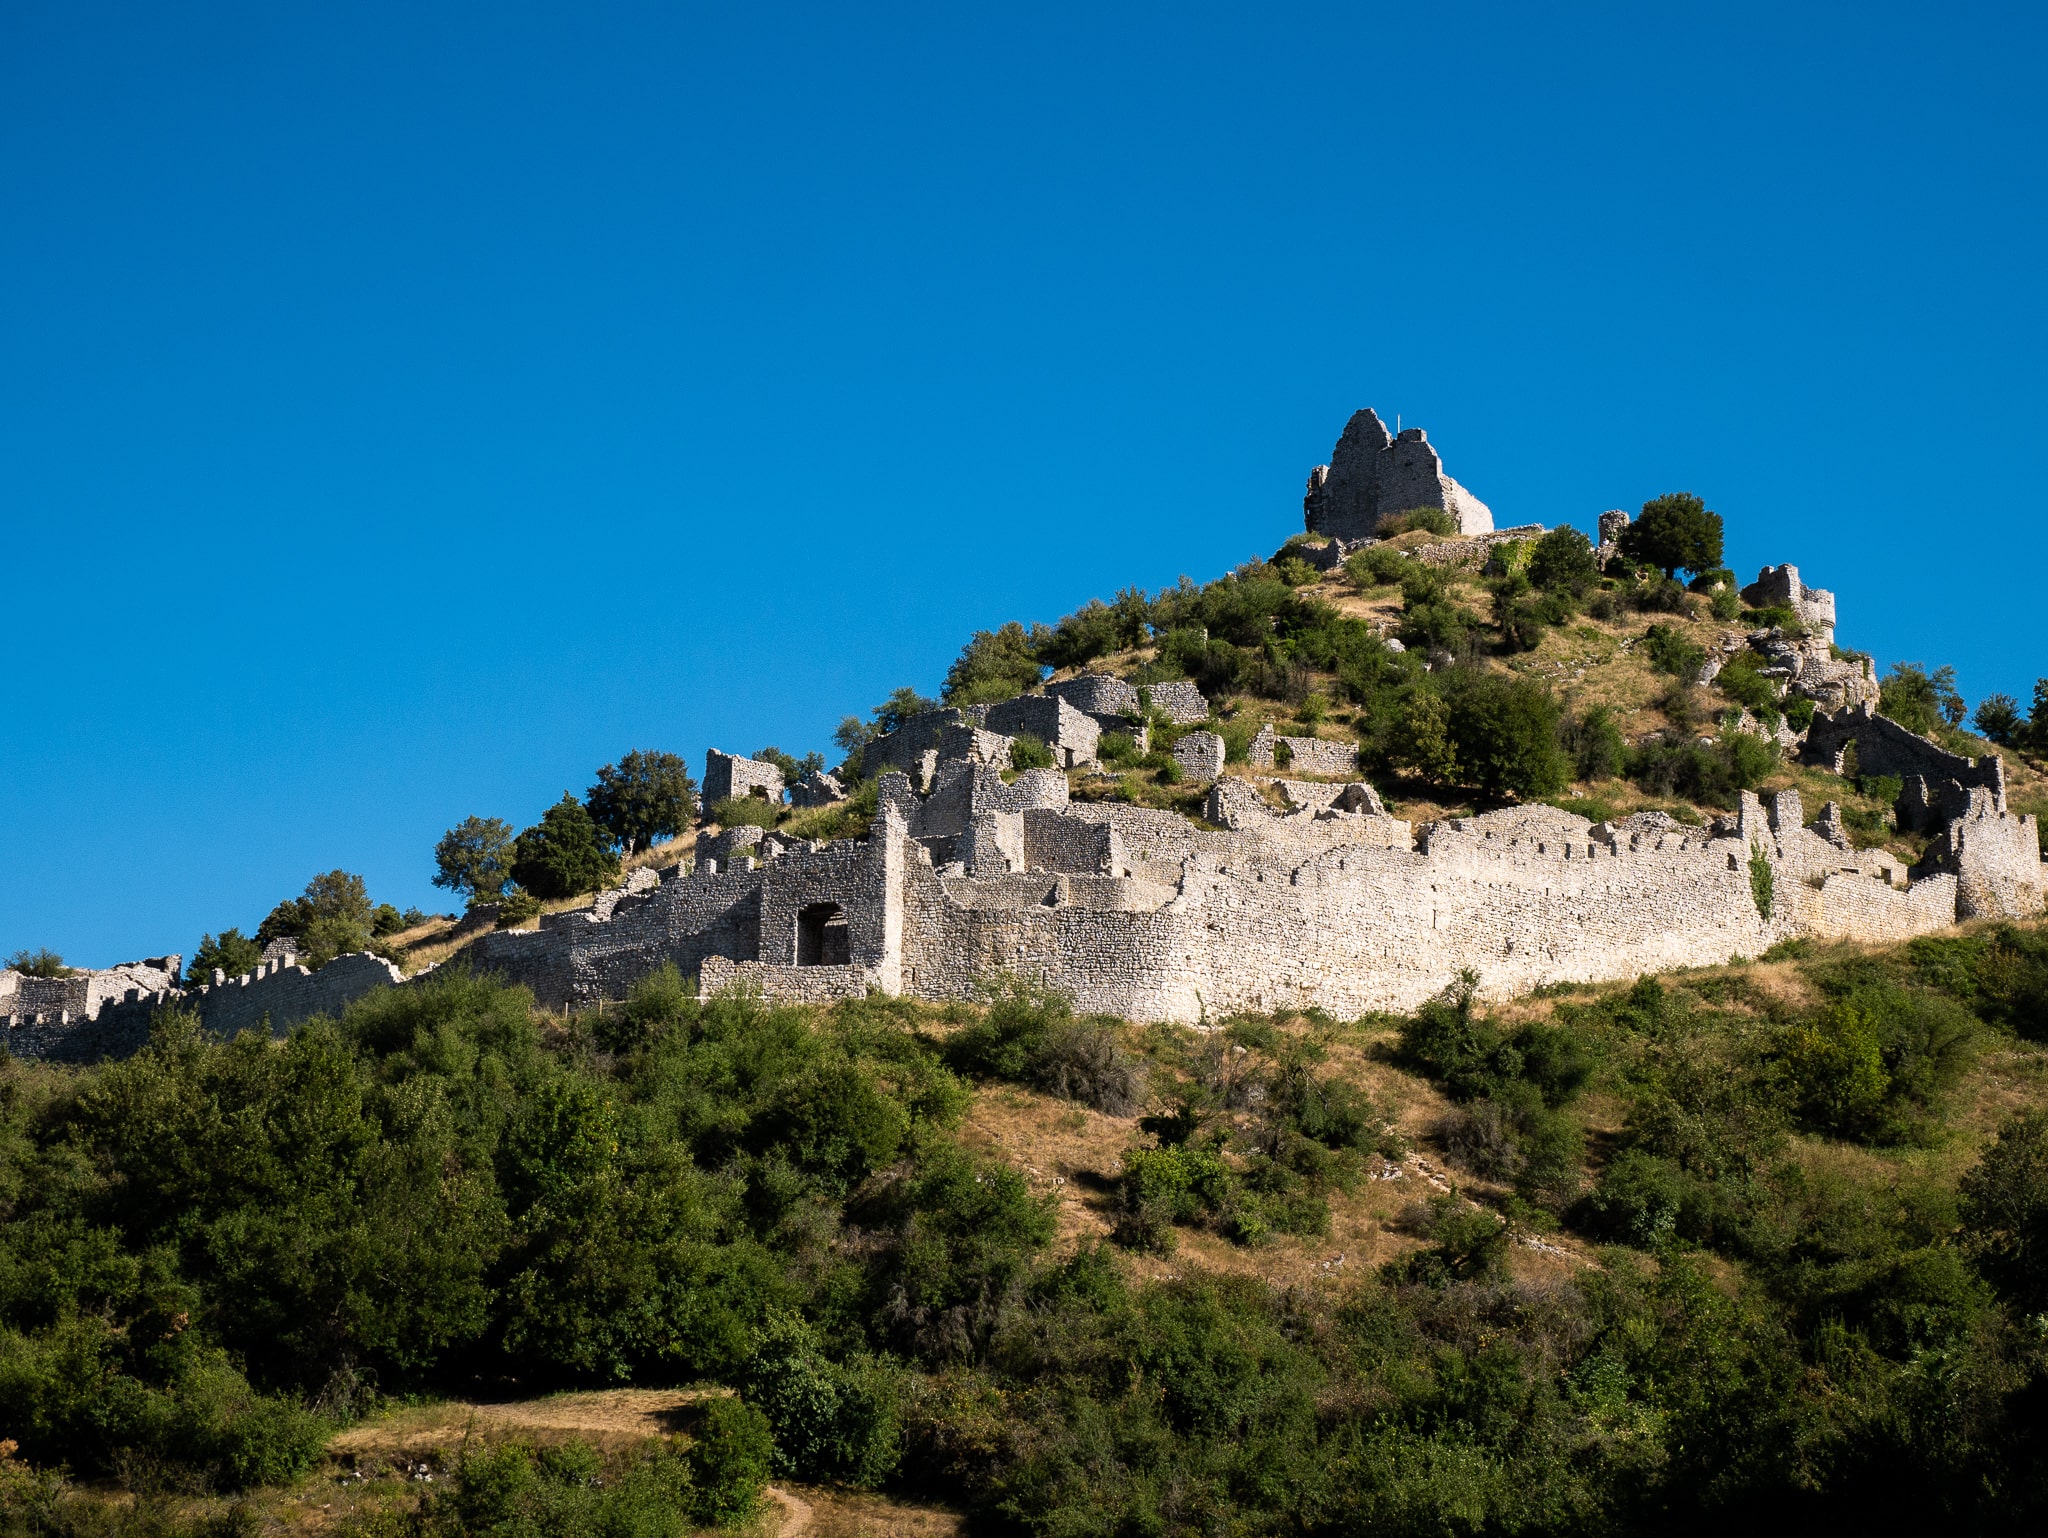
1303;408;1494;541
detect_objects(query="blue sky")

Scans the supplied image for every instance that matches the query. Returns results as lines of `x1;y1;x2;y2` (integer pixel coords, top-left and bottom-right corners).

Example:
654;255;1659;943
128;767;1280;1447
4;2;2044;965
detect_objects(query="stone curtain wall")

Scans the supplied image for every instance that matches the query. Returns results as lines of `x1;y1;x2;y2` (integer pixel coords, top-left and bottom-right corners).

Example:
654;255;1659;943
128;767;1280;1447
467;868;766;1008
699;957;875;1004
6;951;402;1063
194;952;405;1037
1805;702;2005;801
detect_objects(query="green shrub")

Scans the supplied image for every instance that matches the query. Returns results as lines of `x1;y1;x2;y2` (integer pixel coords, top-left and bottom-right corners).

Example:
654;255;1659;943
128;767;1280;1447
1098;731;1140;767
1345;546;1412;590
943;621;1047;706
1560;706;1626;782
740;1315;900;1487
1442;670;1568;800
686;1396;774;1525
1527;526;1599;590
1384;1194;1510;1284
1628;734;1779;808
946;982;1143;1114
1642;623;1708;677
710;794;780;830
1114;1144;1235;1252
495;886;542;926
1710;585;1741;621
4;947;73;978
1750;846;1774;920
1960;1109;2048;1314
1375;506;1457;537
1009;733;1056;771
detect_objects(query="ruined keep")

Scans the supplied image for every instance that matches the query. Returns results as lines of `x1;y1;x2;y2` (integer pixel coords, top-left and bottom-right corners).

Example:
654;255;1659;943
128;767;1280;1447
1303;408;1494;541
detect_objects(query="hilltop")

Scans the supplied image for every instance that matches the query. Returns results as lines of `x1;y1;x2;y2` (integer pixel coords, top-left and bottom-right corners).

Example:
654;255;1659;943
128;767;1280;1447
1;408;2046;1535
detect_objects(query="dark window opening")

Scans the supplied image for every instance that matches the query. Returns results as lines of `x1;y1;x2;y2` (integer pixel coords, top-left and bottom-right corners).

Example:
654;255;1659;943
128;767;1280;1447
750;785;770;799
796;902;850;966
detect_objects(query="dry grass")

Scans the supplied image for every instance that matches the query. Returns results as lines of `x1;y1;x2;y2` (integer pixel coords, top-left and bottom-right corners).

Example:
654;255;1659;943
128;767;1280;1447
328;1388;713;1458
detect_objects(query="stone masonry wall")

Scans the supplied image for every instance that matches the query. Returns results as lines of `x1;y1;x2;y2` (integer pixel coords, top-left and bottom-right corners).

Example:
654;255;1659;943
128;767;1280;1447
1804;702;2005;804
704;750;785;807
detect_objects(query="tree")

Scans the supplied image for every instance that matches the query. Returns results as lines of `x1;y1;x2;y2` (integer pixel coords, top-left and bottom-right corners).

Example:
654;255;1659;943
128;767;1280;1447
585;750;697;855
1879;662;1961;736
1974;694;2023;746
1959;1108;2048;1314
433;815;516;902
1527;526;1599;591
1389;690;1459;783
942;622;1048;705
510;795;621;900
1443;671;1568;800
756;745;825;787
257;870;376;966
4;947;71;978
1618;493;1724;578
871;687;937;734
186;929;262;986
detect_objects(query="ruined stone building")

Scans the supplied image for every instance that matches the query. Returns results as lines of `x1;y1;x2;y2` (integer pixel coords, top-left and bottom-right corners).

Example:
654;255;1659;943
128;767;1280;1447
1304;408;1494;541
9;417;2043;1054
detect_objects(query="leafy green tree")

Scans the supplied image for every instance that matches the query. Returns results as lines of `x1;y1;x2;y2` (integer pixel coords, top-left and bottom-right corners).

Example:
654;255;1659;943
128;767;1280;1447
4;946;71;978
1880;662;1961;736
755;745;825;788
585;750;698;854
433;815;516;902
1444;671;1568;799
1389;690;1458;783
1527;526;1599;590
185;929;262;986
510;796;621;900
1960;1108;2048;1314
1974;693;2023;745
942;621;1048;705
257;870;376;965
1619;492;1724;578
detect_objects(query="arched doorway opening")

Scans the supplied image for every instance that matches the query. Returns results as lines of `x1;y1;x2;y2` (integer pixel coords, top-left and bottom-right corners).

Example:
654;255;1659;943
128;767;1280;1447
796;902;850;966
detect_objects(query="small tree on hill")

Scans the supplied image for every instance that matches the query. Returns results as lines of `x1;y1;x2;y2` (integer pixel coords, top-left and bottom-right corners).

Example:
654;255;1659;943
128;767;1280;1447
433;815;516;902
185;929;262;986
1879;663;1962;737
257;870;376;966
1443;671;1568;800
1527;526;1599;591
585;750;697;854
755;746;825;788
511;795;621;900
4;947;71;979
1974;694;2023;746
1619;493;1724;579
943;622;1048;705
